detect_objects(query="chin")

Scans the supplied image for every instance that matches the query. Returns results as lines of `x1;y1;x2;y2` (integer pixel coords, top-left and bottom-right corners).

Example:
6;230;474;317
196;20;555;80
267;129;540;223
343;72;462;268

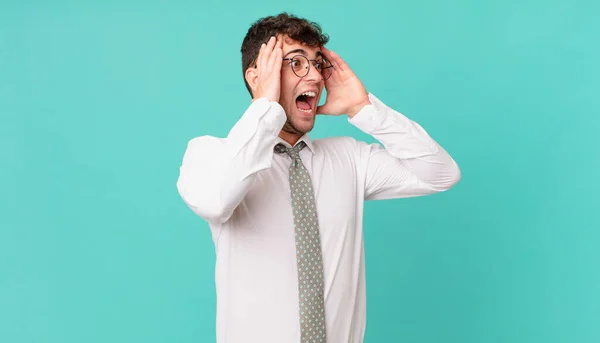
294;111;316;129
285;116;315;135
297;124;315;134
295;120;315;134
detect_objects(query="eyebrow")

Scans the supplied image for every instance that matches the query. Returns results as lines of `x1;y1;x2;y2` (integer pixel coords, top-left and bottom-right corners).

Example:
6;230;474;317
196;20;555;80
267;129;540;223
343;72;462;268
283;48;324;59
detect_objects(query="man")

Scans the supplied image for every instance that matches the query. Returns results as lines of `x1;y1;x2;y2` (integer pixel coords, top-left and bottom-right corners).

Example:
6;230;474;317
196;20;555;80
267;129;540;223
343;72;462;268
176;12;461;343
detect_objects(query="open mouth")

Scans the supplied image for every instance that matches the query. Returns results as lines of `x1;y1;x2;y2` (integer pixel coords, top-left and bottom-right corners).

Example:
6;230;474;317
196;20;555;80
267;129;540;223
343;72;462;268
295;91;317;114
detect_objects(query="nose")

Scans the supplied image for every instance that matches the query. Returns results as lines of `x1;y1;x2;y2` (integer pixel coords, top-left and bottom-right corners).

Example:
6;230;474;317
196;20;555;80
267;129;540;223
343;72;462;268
304;62;322;83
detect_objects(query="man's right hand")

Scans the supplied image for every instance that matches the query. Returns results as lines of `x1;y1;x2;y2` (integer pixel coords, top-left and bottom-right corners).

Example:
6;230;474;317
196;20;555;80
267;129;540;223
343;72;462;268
254;36;283;103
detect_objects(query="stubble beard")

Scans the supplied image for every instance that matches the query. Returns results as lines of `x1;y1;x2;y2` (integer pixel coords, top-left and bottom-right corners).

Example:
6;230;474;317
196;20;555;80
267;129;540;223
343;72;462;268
282;114;314;135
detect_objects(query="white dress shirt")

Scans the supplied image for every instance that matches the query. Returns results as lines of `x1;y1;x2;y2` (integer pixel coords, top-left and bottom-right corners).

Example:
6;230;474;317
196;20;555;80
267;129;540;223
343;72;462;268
176;93;461;343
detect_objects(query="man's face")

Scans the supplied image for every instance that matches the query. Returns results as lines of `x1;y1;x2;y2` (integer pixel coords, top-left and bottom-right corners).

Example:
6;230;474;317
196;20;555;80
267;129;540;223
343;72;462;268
278;36;326;136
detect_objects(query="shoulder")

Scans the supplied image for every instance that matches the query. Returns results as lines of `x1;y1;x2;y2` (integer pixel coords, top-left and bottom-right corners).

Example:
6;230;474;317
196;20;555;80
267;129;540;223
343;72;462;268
313;136;377;151
180;135;227;159
314;136;356;149
312;136;376;161
186;135;225;147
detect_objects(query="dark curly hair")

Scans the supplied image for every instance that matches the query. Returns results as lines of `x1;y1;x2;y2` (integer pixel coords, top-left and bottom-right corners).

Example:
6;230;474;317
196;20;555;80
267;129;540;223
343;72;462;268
241;12;330;96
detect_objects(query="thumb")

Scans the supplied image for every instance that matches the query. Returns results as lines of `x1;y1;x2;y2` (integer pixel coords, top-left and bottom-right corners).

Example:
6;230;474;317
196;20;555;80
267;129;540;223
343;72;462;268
316;102;330;115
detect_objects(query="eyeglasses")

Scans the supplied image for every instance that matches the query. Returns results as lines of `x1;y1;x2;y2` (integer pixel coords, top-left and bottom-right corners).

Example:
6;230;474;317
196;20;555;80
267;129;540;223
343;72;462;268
282;55;334;80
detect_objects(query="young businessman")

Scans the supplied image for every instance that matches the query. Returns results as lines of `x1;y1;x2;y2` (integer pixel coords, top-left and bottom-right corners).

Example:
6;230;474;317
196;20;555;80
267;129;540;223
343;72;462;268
177;12;461;343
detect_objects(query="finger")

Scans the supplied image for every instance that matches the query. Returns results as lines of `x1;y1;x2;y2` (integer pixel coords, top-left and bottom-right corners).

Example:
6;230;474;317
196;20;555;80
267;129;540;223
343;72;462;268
316;91;329;115
332;50;349;71
259;37;276;74
321;46;346;72
316;102;332;115
276;35;283;58
275;37;284;70
319;46;335;67
258;42;267;76
266;36;279;71
319;46;341;83
319;46;333;66
275;42;283;72
267;37;281;72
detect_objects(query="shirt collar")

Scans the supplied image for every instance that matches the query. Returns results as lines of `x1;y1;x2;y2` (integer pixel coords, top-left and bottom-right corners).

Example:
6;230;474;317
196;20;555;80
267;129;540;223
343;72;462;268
274;133;315;155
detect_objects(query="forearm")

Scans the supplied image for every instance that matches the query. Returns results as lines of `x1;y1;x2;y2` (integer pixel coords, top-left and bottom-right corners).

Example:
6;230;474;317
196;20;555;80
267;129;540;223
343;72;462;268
350;93;461;191
218;98;287;219
177;98;286;223
350;94;441;157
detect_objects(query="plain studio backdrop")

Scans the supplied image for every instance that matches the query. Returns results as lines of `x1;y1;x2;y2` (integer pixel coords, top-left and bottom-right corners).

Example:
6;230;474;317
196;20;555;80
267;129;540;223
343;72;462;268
1;0;599;342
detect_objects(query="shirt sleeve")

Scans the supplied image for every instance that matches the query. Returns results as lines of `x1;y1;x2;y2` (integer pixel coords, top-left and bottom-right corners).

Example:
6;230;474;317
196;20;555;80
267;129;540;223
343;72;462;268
176;98;287;223
348;93;461;200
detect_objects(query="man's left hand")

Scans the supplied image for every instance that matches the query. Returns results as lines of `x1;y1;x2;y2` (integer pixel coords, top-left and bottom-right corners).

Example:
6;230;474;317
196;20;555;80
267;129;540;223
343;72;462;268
316;46;371;118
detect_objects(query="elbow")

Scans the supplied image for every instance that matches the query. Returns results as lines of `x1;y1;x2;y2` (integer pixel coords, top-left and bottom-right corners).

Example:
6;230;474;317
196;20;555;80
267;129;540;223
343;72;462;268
450;162;462;188
440;161;462;191
423;160;461;193
176;177;230;224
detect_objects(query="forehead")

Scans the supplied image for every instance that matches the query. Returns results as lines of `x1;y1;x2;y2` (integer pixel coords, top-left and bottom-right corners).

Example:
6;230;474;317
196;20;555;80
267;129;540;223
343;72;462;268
281;36;323;59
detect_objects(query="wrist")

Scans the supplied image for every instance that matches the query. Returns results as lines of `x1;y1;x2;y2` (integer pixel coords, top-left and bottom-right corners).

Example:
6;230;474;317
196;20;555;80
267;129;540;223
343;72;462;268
347;97;371;118
253;86;280;103
254;93;280;103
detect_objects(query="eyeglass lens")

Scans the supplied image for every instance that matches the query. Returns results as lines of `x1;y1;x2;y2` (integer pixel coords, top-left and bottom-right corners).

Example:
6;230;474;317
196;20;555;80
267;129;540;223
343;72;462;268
289;55;333;80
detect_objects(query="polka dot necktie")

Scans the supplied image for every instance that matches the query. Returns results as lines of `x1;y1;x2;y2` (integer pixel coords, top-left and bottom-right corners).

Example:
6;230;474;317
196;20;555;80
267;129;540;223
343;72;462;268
274;141;327;343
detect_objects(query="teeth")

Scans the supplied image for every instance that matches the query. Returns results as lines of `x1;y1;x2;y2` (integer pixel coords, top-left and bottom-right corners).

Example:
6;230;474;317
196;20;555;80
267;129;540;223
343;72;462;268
297;91;315;113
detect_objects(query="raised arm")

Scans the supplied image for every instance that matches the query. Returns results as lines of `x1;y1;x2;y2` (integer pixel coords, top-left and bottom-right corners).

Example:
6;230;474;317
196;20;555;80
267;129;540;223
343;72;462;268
177;36;285;223
176;100;285;223
316;46;460;200
350;94;461;200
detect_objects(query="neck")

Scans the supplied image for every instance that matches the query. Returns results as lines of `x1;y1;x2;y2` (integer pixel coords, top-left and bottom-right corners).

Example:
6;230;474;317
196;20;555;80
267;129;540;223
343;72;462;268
278;130;302;146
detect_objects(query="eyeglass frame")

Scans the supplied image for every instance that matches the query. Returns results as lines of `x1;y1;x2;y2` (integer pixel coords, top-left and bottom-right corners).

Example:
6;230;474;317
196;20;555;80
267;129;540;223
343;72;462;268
282;55;334;80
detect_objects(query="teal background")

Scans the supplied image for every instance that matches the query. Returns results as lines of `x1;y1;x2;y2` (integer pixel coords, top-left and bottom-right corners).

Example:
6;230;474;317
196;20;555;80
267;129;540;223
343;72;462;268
1;0;599;342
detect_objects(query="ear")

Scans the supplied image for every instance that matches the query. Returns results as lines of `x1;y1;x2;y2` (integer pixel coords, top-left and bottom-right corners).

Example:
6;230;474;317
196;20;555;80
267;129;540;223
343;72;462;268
245;66;259;97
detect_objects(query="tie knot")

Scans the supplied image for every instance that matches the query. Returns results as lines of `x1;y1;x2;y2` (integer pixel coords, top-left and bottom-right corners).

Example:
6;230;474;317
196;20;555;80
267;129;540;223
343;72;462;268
274;141;306;160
